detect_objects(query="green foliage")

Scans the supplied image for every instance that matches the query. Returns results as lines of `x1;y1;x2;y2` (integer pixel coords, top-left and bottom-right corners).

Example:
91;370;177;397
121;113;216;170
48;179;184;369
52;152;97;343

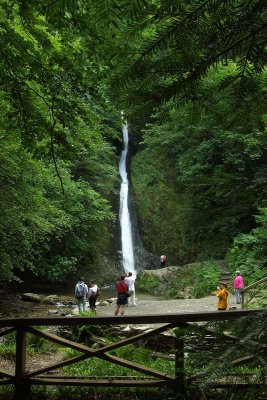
0;0;266;293
167;267;195;299
226;207;267;285
137;263;221;299
27;331;58;354
60;344;174;396
196;312;267;397
0;343;16;361
0;0;120;284
131;65;267;264
104;0;267;117
136;272;161;293
192;262;220;298
0;330;56;361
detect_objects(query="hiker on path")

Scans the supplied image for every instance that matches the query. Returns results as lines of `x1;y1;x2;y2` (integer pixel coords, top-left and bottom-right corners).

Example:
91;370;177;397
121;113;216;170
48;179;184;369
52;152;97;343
234;271;244;304
88;280;99;314
216;282;229;311
115;275;129;316
160;254;167;268
75;277;89;314
125;272;137;307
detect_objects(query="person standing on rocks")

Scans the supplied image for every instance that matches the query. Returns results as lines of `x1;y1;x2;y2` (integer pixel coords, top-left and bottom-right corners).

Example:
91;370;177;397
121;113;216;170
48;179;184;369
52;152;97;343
216;282;229;311
160;254;167;268
75;277;89;314
233;271;244;304
115;275;129;316
88;280;99;314
125;272;137;307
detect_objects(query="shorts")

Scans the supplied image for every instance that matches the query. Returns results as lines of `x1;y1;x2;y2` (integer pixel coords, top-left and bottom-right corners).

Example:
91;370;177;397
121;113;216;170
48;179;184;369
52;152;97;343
117;293;127;305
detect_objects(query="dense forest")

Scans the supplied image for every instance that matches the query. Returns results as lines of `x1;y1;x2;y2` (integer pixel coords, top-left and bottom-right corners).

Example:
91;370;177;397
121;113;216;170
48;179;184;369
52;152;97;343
0;0;266;287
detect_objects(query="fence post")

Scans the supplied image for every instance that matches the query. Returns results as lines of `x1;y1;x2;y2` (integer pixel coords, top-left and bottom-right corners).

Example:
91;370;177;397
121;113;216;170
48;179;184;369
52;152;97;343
241;290;245;309
174;323;186;396
14;326;30;399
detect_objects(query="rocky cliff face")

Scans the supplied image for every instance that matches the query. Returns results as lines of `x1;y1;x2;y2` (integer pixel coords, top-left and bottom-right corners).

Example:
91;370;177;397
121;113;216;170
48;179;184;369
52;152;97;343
136;264;195;299
136;261;223;299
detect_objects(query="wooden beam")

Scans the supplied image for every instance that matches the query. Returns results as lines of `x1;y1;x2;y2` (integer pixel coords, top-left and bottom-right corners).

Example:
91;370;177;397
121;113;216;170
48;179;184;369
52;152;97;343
29;377;174;387
0;378;14;385
242;277;267;293
27;326;95;355
230;355;256;366
14;328;30;399
26;324;175;382
0;327;16;338
0;309;265;397
99;352;175;382
0;370;14;379
26;323;176;378
174;324;186;394
0;309;265;329
25;353;89;379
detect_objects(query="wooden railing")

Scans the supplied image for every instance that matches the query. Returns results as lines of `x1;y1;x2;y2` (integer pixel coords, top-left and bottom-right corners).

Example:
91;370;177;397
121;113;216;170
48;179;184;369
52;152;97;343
241;277;267;308
0;309;265;399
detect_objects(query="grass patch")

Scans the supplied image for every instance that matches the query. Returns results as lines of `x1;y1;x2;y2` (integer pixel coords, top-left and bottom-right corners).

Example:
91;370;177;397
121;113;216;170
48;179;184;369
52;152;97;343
192;261;220;298
136;273;161;293
57;343;174;397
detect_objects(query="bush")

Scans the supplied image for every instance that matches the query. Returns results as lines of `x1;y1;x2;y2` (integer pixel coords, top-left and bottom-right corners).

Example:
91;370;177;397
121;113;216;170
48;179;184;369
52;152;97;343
192;262;220;298
136;272;161;293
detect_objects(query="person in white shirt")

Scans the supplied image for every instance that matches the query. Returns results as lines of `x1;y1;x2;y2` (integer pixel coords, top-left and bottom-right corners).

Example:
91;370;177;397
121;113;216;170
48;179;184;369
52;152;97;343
88;280;99;314
125;272;137;307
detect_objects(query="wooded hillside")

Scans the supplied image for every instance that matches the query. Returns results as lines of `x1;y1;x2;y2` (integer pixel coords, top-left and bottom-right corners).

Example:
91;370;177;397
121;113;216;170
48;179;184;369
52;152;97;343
0;0;266;287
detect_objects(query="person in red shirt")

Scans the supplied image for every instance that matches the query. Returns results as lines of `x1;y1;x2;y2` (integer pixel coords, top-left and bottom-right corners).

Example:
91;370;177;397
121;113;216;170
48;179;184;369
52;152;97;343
115;275;129;316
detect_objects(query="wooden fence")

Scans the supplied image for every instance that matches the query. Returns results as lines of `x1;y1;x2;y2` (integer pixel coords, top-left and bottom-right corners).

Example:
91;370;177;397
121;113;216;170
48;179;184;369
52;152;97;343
241;277;267;308
0;309;265;399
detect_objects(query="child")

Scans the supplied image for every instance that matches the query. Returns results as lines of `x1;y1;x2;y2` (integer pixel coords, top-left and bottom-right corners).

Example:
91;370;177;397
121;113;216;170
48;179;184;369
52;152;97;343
216;282;229;311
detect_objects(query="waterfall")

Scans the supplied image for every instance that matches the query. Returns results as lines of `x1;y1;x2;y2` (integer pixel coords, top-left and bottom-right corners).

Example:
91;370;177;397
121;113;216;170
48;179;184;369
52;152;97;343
119;123;135;277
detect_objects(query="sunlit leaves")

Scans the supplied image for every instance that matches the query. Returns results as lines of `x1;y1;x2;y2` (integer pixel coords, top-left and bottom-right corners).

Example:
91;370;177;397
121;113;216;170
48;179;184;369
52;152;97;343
0;0;120;283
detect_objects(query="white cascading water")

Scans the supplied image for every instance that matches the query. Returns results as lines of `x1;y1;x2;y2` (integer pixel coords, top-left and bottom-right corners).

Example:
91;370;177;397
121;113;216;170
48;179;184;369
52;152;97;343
119;122;136;277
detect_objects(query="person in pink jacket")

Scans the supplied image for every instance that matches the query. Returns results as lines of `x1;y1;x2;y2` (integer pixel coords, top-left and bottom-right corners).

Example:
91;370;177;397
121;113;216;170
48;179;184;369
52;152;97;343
233;271;244;304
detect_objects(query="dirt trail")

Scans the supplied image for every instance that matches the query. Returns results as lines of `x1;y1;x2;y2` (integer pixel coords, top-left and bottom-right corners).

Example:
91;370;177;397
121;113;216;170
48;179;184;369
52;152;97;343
0;290;240;318
96;293;240;317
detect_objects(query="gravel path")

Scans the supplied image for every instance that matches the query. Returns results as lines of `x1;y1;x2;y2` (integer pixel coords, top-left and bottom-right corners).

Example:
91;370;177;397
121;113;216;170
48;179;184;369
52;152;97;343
96;293;241;317
0;289;240;318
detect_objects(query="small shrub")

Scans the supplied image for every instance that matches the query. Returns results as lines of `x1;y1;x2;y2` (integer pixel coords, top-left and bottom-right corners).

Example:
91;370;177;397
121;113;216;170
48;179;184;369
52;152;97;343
0;343;16;360
192;261;220;298
136;272;161;293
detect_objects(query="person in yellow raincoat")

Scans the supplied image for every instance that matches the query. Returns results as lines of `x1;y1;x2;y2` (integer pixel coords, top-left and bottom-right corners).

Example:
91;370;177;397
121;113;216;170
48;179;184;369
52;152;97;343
216;282;229;310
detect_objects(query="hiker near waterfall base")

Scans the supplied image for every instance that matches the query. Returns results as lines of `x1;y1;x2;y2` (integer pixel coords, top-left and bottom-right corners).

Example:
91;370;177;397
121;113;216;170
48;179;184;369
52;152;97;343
160;254;167;268
115;275;129;316
125;272;137;307
75;277;89;314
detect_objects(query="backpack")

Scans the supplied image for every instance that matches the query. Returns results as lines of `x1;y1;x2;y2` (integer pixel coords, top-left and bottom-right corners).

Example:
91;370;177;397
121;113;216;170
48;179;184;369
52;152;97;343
76;284;85;299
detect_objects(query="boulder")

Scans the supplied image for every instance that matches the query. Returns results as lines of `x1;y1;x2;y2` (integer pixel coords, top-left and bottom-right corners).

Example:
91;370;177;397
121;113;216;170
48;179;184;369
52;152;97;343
21;293;42;303
42;295;60;305
48;309;59;314
99;301;109;306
